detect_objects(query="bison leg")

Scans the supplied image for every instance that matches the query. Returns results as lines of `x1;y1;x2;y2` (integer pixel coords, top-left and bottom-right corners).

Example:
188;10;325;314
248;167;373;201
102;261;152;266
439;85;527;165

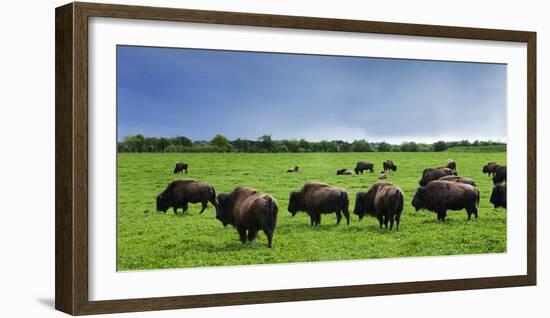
263;228;273;248
395;215;400;232
342;209;350;225
237;226;247;244
377;215;383;228
437;210;446;222
389;213;395;231
309;214;315;227
315;212;322;226
247;230;257;242
173;206;178;214
383;215;389;229
181;202;189;214
185;168;188;174
335;210;342;224
199;201;208;214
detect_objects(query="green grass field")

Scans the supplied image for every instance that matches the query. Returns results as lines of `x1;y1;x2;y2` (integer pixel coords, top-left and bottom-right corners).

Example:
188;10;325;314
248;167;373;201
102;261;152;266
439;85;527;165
117;152;506;271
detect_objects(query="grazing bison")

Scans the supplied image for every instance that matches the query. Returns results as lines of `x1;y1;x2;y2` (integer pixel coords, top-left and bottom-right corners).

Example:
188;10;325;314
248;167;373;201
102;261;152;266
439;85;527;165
354;183;404;231
173;162;188;174
383;160;397;172
493;165;507;185
355;161;374;174
378;171;388;179
490;184;507;209
419;167;456;186
287;166;299;173
156;179;217;214
336;169;353;175
482;162;499;176
216;187;278;247
412;180;479;222
446;159;457;172
438;175;476;187
288;182;350;226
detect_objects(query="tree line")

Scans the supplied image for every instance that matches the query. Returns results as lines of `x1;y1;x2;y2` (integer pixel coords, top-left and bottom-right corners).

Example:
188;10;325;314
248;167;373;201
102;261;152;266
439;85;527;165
117;134;505;153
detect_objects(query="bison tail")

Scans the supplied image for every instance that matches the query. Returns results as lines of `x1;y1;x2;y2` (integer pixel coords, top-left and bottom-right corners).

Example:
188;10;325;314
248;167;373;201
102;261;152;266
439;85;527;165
341;191;350;214
395;189;404;215
476;188;480;206
210;186;217;207
264;195;278;230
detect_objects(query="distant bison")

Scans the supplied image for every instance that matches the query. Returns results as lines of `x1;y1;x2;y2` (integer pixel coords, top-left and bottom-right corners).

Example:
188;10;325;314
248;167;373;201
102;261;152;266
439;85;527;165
412;180;479;222
482;162;499;176
355;161;374;174
156;179;217;214
378;171;388;179
490;184;507;209
446;159;457;171
216;187;278;247
173;162;188;174
493;165;507;185
336;169;353;175
288;182;350;226
287;166;299;173
438;175;476;187
354;182;404;231
419;167;456;186
383;160;397;172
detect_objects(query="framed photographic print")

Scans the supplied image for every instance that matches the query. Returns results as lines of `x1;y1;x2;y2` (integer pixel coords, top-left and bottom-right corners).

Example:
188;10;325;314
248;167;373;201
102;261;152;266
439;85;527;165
55;2;536;315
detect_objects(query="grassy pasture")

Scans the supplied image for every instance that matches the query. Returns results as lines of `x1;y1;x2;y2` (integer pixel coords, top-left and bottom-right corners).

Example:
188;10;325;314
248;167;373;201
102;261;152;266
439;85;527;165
117;152;506;271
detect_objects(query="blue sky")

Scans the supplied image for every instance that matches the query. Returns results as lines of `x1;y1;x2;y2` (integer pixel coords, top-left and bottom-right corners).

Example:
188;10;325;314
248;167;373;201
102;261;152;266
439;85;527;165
117;45;507;143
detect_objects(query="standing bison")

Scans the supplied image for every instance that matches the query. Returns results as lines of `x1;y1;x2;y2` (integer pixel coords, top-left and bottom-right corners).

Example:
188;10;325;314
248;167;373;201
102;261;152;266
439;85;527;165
336;169;353;175
446;159;457;172
215;187;278;248
490;184;507;208
493;165;507;185
419;167;456;186
288;182;350;226
438;175;476;187
383;160;397;172
173;162;188;174
355;161;374;174
412;180;479;222
482;162;499;176
354;182;404;231
156;179;217;214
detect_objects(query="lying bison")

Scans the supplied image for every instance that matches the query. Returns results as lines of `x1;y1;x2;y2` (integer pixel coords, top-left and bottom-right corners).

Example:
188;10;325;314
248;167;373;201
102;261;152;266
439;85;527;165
438;175;476;187
378;171;388;179
490;184;506;209
355;161;374;174
482;162;499;176
354;182;404;231
288;182;350;226
287;166;299;173
383;160;397;172
216;187;278;247
156;179;217;214
493;165;507;185
173;162;188;174
412;180;479;222
337;169;353;175
419;167;456;186
446;159;457;172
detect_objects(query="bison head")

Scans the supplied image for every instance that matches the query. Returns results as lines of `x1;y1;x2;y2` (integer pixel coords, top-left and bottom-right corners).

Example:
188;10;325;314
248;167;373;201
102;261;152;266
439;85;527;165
287;191;303;216
353;192;367;220
215;192;231;226
490;184;506;209
156;193;170;212
411;187;425;211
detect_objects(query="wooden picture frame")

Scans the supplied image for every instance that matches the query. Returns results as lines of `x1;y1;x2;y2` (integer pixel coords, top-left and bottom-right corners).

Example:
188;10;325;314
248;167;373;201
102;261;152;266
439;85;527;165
55;2;536;315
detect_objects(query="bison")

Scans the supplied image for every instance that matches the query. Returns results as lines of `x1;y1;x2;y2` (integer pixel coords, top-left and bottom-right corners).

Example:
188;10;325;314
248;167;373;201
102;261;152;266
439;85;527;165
156;179;217;214
412;180;480;222
288;182;350;226
482;162;499;176
336;169;353;175
419;167;456;186
355;161;374;174
215;187;278;248
287;166;299;173
438;175;476;187
378;171;388;179
173;162;188;174
354;182;404;231
383;160;397;172
493;165;507;185
490;184;506;209
446;159;457;172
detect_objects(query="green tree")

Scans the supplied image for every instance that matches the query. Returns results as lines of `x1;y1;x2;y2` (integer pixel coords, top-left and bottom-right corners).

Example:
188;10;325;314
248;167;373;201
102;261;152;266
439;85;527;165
352;140;374;152
233;138;250;152
174;136;192;147
211;134;231;152
377;142;392;152
258;134;274;152
401;141;419;152
433;140;449;152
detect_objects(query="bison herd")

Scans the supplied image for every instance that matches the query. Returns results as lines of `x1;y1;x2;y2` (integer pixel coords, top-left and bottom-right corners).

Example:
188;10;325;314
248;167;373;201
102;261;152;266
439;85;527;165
157;159;507;248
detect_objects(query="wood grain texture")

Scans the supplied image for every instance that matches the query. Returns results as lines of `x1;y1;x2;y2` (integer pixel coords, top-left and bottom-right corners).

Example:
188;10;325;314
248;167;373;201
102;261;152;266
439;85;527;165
55;2;537;315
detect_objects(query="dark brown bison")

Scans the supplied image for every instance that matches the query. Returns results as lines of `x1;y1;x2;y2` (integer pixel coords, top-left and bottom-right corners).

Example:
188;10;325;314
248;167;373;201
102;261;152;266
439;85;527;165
490;184;506;208
482;162;499;176
156;179;217;214
287;166;299;173
173;162;188;174
383;160;397;172
355;161;374;174
336;169;353;175
215;187;278;247
438;175;476;187
354;182;404;231
412;180;480;222
493;165;507;185
446;159;457;171
419;167;456;186
288;182;350;226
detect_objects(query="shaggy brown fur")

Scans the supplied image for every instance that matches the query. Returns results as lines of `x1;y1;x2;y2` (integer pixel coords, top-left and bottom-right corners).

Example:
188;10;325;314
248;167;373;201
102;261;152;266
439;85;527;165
288;182;350;226
419;167;456;186
383;160;397;172
173;162;188;174
354;182;404;231
438;175;476;187
156;179;216;214
355;161;374;174
336;169;353;175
